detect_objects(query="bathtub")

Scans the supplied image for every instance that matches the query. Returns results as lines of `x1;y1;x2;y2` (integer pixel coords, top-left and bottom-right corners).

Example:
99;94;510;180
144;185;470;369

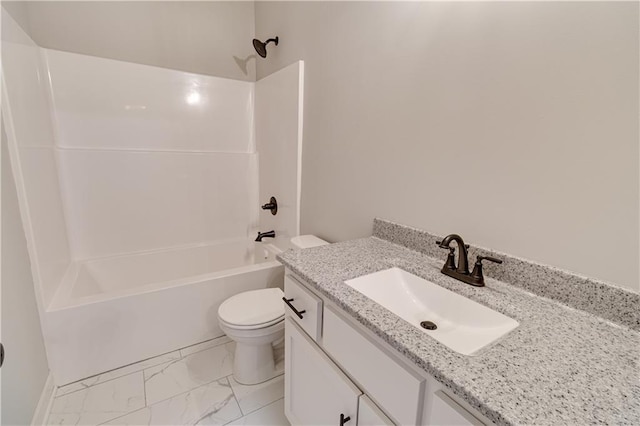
44;239;285;385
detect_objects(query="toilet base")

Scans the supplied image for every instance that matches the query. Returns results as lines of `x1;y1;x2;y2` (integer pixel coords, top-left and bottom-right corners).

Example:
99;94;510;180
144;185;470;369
218;301;285;386
233;341;279;385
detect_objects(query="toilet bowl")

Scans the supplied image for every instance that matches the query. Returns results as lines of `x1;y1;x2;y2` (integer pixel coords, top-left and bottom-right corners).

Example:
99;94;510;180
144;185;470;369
218;288;285;385
217;235;328;385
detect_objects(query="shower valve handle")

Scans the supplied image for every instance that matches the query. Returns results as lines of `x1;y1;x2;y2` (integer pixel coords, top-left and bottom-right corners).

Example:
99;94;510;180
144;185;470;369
261;196;278;215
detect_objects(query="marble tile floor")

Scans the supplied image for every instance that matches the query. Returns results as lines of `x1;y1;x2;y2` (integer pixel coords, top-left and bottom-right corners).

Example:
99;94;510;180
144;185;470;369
47;336;289;426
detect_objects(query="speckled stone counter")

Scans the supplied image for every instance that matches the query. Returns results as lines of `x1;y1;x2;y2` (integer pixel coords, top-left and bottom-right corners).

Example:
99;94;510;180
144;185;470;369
277;223;640;425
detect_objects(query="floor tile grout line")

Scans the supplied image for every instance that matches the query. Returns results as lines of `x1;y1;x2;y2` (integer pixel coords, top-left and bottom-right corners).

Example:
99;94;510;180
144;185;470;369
221;391;245;426
225;373;248;417
133;369;283;425
222;397;286;426
54;337;230;399
143;369;235;408
54;353;180;398
97;375;238;426
142;370;148;409
48;336;287;426
222;409;245;426
95;406;146;426
143;343;235;406
53;367;285;426
228;374;285;418
64;347;181;385
50;374;147;426
142;357;185;386
52;369;148;404
49;339;231;422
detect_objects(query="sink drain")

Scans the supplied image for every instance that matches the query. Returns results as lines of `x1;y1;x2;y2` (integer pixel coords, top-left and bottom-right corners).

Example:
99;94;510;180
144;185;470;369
420;320;437;330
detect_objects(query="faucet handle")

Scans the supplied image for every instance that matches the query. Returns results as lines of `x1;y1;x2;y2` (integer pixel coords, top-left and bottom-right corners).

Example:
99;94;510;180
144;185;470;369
477;255;503;264
443;246;456;270
470;255;503;286
261;196;278;215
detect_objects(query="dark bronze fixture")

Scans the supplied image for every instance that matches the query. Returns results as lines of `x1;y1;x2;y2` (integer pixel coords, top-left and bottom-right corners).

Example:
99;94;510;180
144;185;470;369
437;234;470;274
261;196;278;215
420;320;437;330
282;297;306;319
470;255;503;285
339;414;351;426
255;230;276;242
252;37;279;58
437;234;502;287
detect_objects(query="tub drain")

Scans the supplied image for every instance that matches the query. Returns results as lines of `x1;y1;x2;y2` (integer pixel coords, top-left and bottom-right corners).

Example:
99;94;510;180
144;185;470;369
420;320;437;330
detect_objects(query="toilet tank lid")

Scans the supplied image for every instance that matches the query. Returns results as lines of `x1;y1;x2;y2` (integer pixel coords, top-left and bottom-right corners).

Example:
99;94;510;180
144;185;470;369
290;235;329;249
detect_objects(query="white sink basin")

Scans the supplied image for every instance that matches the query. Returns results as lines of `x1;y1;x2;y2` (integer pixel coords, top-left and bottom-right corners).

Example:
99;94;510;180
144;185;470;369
345;267;519;355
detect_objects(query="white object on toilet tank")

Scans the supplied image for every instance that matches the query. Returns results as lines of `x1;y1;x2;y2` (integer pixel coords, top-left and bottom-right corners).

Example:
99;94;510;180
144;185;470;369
290;235;328;249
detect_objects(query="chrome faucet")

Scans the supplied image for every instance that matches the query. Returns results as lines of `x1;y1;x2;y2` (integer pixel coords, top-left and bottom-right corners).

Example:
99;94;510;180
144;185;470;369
437;234;502;287
255;230;276;242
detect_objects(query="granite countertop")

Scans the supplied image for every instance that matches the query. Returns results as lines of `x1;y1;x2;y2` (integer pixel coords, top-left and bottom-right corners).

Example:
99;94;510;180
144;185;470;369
277;235;640;425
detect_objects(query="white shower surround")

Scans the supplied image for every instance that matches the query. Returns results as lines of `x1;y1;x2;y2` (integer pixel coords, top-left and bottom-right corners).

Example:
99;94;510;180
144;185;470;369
44;49;259;259
3;13;305;385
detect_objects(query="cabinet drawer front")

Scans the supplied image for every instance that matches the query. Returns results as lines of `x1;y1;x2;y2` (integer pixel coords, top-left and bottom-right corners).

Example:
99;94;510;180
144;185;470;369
324;305;425;426
285;318;361;426
358;395;395;426
284;274;323;341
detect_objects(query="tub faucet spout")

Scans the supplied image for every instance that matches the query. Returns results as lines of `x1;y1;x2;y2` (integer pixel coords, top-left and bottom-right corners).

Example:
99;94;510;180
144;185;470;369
255;230;276;242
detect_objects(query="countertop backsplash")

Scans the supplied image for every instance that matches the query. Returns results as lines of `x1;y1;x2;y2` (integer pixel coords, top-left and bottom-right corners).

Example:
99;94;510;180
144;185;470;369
373;218;640;331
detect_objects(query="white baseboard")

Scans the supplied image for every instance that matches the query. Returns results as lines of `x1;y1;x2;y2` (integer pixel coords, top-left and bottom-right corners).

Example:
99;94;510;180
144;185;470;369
31;372;56;426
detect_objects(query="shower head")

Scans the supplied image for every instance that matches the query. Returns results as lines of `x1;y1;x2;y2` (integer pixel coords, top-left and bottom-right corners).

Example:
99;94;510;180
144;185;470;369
252;36;279;58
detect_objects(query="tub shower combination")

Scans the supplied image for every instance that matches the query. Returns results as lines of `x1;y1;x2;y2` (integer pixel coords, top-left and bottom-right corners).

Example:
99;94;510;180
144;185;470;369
47;240;285;384
3;12;304;385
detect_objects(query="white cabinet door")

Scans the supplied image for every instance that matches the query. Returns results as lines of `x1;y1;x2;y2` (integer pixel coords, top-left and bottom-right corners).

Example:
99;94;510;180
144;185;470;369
428;391;484;426
323;305;425;425
358;396;395;426
284;317;361;426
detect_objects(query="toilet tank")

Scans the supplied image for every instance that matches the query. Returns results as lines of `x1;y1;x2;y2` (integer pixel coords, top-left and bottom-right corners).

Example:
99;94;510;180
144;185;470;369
290;235;329;249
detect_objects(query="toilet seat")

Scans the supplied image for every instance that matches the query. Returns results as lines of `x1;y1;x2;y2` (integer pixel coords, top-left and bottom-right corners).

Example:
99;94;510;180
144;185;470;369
219;315;284;331
218;288;284;330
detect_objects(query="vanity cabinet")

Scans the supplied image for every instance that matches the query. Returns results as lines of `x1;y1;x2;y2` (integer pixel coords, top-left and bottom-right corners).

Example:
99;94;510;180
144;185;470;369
323;305;425;425
283;270;489;426
284;274;323;341
284;317;360;426
429;391;484;426
358;395;395;426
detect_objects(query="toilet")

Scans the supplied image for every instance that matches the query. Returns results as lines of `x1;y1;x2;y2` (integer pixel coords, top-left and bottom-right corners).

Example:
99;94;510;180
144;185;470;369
218;235;328;385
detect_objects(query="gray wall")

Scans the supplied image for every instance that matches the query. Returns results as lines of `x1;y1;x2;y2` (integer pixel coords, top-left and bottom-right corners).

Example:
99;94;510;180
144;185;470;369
3;1;638;290
5;1;256;80
1;121;50;425
255;1;639;291
1;0;30;34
